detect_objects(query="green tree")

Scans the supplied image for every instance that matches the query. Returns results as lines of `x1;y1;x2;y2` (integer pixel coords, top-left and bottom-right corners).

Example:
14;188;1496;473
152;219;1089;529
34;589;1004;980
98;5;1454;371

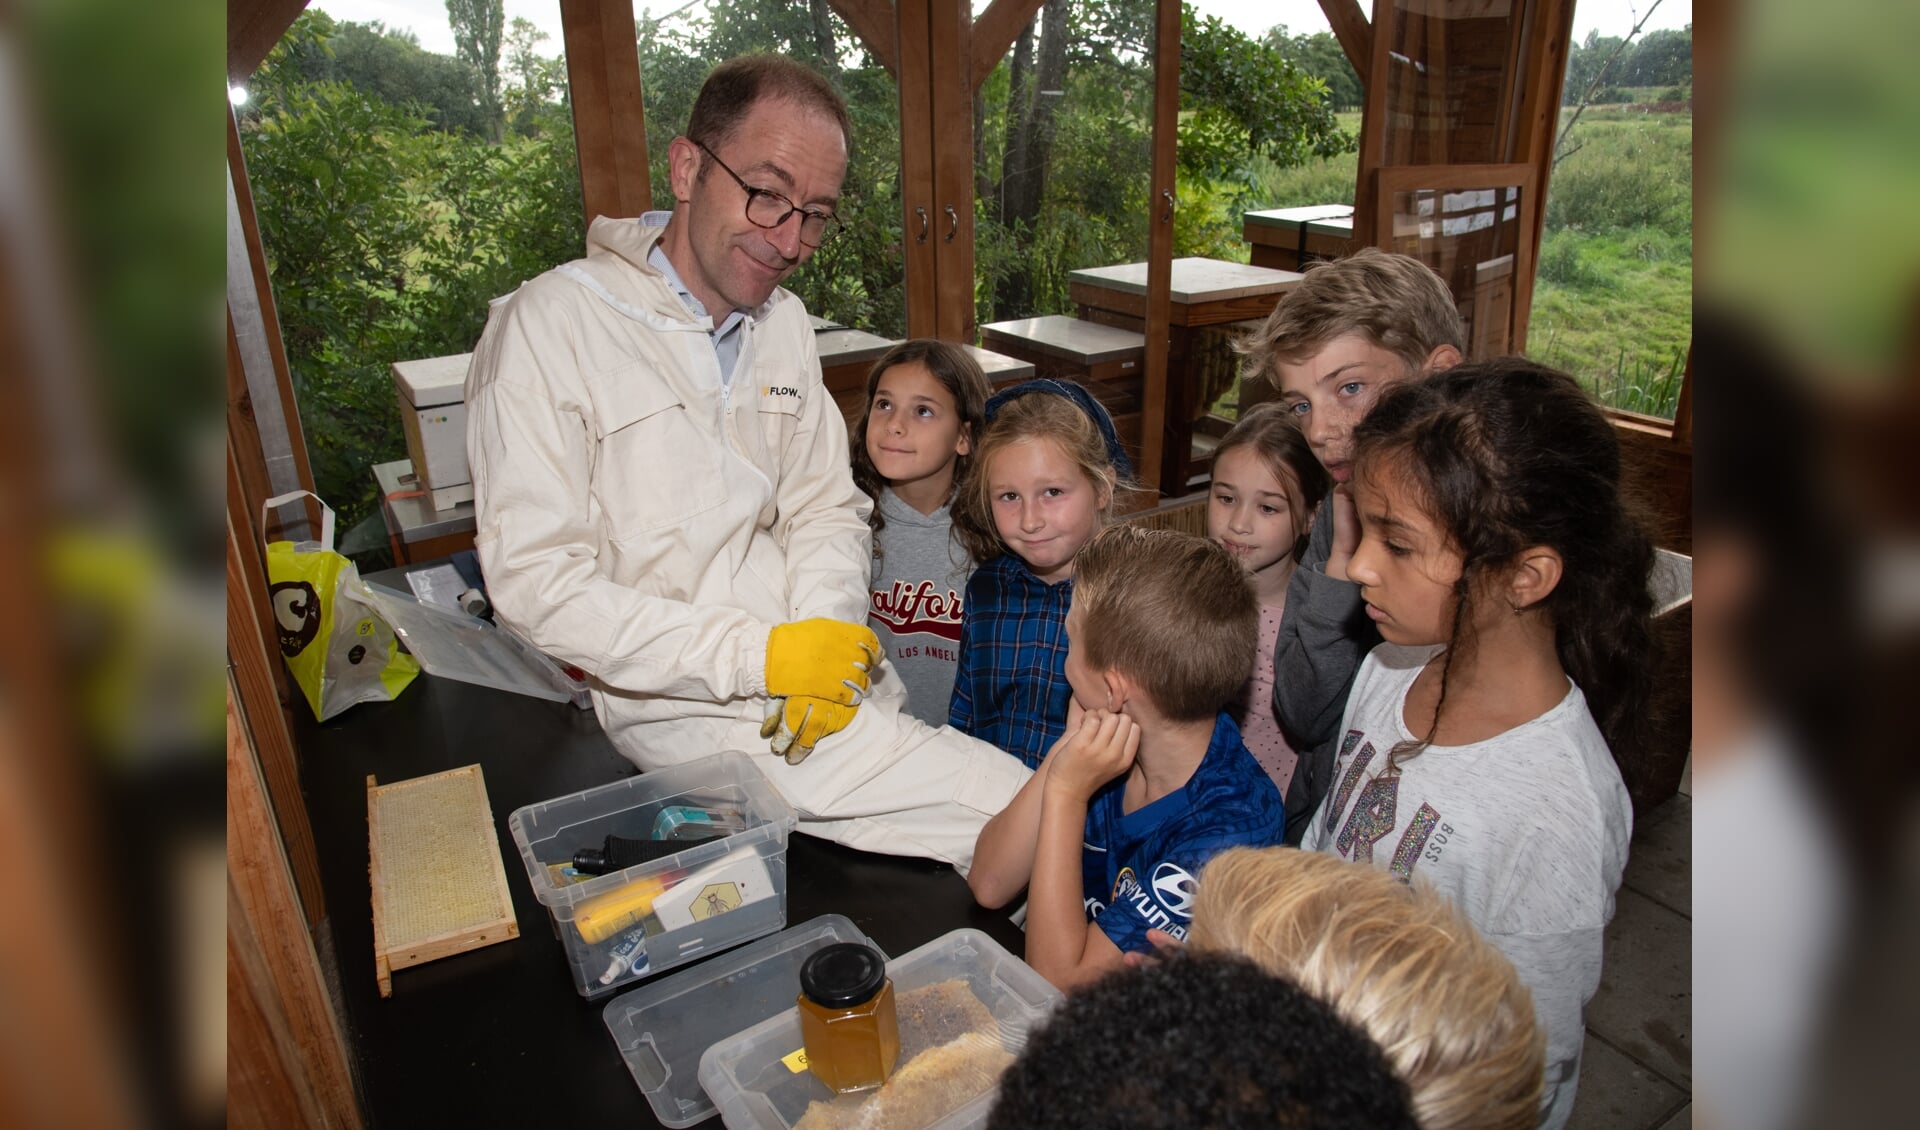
503;16;569;136
1562;32;1626;105
260;10;490;136
446;0;506;139
241;10;580;534
1265;27;1361;112
1622;26;1691;88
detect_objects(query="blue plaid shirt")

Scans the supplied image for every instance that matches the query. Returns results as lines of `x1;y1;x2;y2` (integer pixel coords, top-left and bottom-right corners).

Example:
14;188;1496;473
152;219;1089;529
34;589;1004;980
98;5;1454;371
948;553;1073;769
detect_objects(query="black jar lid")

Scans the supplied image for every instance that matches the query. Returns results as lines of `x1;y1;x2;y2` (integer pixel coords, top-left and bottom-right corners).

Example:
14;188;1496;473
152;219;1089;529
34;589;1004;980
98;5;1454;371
800;943;888;1009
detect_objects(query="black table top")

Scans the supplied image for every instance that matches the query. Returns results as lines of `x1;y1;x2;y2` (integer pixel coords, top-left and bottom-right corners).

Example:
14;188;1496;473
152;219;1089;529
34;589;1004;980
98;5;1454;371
296;670;1026;1128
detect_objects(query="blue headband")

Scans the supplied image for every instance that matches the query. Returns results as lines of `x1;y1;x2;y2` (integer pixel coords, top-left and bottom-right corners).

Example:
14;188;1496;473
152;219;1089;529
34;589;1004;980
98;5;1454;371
982;378;1135;482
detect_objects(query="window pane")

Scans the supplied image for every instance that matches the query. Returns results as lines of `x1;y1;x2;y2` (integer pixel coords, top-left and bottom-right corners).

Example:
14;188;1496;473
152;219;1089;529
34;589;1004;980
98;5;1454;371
1530;7;1692;421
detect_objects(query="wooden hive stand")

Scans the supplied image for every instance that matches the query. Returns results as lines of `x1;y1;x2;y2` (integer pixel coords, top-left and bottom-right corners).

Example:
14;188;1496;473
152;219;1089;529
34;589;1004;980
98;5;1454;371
979;315;1148;471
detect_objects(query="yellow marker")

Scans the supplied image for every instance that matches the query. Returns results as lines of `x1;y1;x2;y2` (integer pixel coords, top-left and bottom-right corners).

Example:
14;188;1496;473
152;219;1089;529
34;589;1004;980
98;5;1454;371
573;871;681;945
781;1047;809;1074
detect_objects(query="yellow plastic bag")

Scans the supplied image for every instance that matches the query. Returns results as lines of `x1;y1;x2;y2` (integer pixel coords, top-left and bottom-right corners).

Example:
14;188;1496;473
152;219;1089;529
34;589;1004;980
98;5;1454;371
263;491;420;720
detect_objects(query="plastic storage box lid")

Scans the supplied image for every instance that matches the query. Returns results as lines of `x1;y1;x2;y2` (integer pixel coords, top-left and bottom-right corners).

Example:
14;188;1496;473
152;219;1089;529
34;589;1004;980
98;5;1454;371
698;928;1062;1130
364;582;575;702
509;752;798;913
604;915;882;1129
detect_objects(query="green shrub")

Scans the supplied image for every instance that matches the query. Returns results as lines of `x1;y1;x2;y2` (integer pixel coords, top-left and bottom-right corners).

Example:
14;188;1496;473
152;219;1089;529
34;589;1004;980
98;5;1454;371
1545;116;1691;235
1536;230;1608;288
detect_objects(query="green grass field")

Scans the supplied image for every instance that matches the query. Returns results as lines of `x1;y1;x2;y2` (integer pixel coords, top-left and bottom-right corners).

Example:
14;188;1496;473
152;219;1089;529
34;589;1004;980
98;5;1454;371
1252;105;1693;419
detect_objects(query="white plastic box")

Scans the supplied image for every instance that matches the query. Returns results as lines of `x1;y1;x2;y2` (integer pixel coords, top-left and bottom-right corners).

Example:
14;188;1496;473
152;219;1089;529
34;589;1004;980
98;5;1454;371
508;752;798;998
698;928;1062;1130
392;353;473;505
604;915;883;1128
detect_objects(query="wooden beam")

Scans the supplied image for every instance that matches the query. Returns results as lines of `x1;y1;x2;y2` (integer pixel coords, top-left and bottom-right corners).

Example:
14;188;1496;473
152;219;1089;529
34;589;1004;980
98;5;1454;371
1318;0;1372;79
1351;0;1390;244
228;681;365;1129
1513;0;1578;345
229;106;317;505
561;0;653;227
1140;0;1182;497
228;0;311;80
971;0;1046;91
1671;347;1693;446
897;0;939;337
228;451;327;927
930;0;977;341
833;0;900;77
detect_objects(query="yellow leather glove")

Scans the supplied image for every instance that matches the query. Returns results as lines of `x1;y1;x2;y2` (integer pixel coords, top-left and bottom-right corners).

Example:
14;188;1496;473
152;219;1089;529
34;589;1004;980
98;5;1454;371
759;695;859;764
765;619;879;705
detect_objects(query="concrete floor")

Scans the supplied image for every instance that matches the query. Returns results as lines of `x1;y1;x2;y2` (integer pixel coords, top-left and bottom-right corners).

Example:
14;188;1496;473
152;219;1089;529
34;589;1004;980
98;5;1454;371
1566;787;1692;1129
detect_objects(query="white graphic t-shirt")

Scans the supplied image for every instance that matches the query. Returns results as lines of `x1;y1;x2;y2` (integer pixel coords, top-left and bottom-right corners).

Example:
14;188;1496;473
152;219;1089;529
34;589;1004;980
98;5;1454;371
1303;643;1631;1130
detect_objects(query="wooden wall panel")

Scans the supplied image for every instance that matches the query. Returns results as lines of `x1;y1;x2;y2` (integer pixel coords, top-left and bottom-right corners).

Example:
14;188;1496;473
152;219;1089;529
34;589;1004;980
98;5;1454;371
227;682;365;1129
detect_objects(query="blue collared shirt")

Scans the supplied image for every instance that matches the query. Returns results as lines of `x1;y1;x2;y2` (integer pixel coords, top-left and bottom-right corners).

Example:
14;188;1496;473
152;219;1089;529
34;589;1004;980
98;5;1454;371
641;210;747;385
948;553;1075;769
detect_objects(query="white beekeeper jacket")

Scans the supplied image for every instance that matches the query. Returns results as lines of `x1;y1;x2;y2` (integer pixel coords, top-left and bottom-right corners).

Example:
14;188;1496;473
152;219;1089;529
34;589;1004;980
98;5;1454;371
465;216;1027;869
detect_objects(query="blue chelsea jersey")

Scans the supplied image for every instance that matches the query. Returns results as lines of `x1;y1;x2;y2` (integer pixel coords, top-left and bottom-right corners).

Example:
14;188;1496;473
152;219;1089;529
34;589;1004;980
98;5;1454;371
1081;712;1288;953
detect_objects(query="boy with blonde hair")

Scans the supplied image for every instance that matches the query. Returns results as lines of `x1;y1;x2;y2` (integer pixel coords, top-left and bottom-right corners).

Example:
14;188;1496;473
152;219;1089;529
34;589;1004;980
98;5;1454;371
968;526;1287;990
1188;847;1546;1130
1239;249;1466;841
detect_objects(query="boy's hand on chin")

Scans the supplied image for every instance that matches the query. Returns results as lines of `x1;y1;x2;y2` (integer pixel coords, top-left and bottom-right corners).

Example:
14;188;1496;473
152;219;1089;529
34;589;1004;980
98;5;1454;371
1327;484;1360;581
1047;709;1141;801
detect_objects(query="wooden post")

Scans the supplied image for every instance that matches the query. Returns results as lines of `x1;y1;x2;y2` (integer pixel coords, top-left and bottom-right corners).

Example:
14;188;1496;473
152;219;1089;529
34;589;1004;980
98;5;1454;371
561;0;654;227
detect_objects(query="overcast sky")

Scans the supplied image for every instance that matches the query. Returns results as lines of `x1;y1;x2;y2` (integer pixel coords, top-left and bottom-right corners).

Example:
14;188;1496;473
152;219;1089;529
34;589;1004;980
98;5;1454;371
310;0;1691;60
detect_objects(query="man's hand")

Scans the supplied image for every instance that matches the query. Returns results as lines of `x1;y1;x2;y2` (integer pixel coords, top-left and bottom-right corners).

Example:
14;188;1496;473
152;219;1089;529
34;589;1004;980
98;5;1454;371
1325;485;1360;582
765;619;879;704
1045;709;1141;803
760;695;859;764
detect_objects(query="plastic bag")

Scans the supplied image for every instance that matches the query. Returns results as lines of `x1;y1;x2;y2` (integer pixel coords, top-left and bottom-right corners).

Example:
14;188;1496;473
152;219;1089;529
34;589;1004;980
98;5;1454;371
263;491;420;720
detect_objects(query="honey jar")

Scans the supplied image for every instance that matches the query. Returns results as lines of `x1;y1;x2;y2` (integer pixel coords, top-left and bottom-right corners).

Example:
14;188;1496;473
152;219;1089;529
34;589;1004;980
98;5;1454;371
797;942;900;1093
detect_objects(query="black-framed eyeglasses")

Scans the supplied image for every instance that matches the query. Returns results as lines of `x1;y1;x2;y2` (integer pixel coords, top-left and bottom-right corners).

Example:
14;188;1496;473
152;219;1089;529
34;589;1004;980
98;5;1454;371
691;139;839;248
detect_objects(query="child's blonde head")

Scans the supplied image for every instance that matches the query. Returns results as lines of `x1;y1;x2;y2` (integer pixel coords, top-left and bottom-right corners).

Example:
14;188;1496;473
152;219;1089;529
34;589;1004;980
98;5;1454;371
1071;526;1256;723
953;391;1121;564
1190;847;1546;1130
1239;249;1466;383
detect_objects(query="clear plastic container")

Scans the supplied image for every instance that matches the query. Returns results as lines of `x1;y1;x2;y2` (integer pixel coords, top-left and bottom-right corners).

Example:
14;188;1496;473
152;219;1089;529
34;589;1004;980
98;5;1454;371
603;916;883;1129
698;929;1062;1130
507;752;798;998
